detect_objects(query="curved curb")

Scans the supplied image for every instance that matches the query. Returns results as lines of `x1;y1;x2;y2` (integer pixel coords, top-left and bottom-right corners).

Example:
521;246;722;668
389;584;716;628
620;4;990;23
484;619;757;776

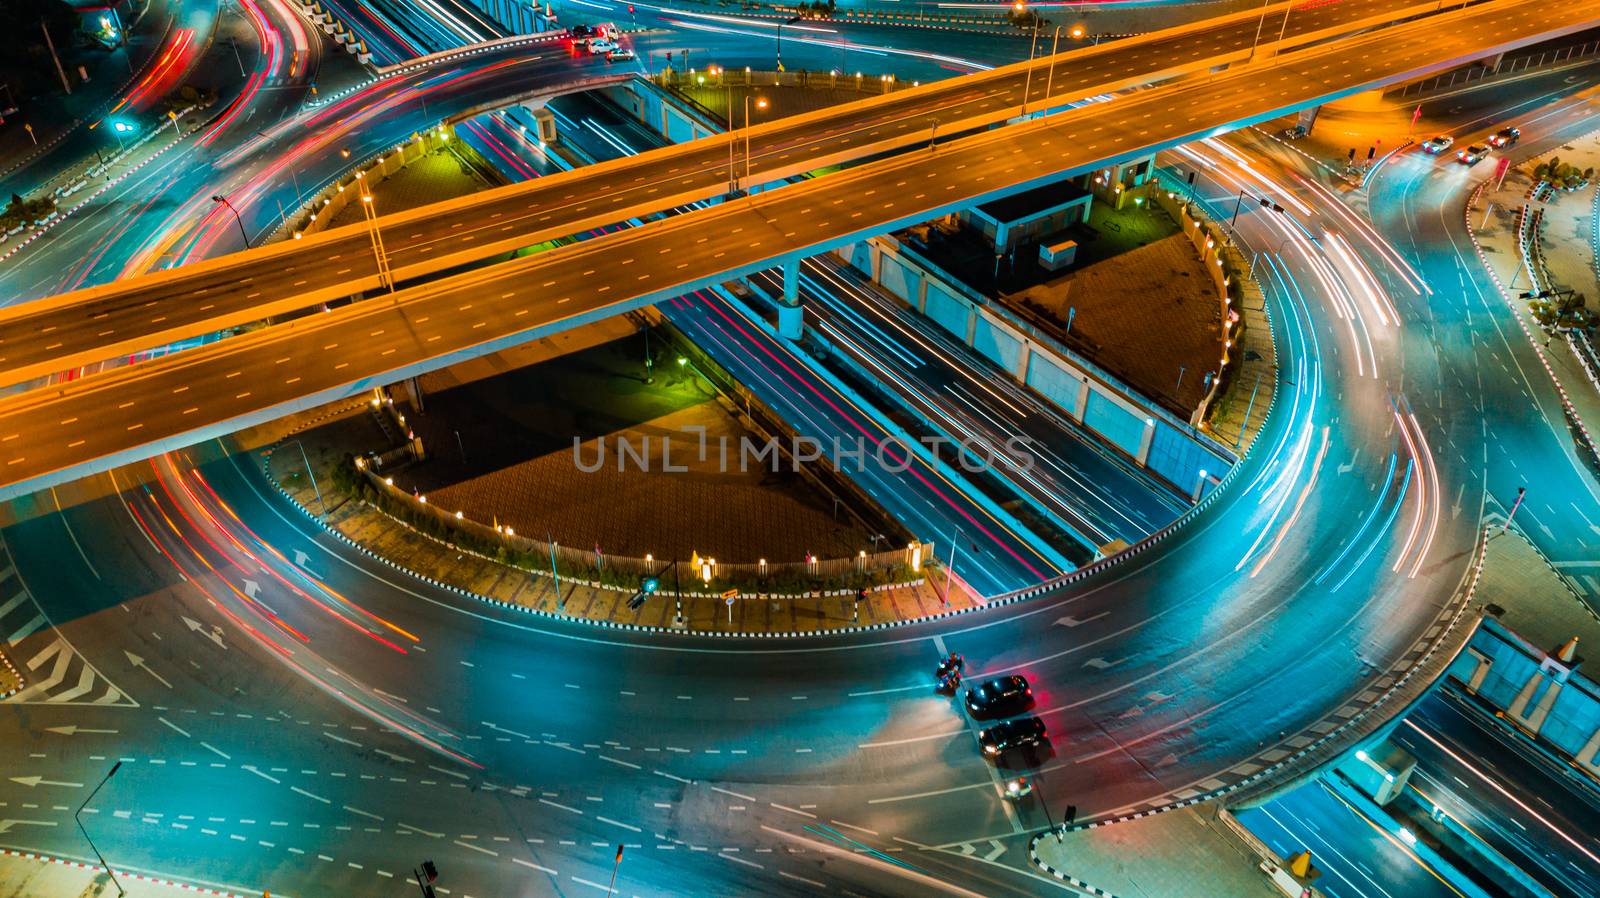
0;645;22;700
1045;524;1489;833
0;847;256;898
1026;834;1122;898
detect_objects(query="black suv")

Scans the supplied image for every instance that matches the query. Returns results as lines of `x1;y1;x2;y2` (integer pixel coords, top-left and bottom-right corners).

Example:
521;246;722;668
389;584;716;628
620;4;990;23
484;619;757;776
965;675;1033;719
1488;126;1521;148
978;716;1048;757
571;24;598;38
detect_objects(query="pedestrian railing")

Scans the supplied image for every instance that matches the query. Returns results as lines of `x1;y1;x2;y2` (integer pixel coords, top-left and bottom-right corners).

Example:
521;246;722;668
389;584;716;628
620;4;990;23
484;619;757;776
1392;40;1600;98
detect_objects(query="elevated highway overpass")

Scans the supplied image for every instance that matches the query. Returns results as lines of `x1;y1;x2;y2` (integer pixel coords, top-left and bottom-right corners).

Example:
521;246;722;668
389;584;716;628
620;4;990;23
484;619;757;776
0;0;1486;390
0;0;1579;503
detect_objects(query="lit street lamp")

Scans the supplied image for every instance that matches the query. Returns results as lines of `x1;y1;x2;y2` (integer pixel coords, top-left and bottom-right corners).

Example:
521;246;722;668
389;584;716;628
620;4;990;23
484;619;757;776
355;170;394;291
745;95;768;189
211;194;251;249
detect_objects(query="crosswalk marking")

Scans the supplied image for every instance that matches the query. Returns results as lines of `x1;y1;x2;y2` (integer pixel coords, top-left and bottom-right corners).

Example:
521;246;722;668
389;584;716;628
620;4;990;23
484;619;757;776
0;538;134;708
6;613;45;646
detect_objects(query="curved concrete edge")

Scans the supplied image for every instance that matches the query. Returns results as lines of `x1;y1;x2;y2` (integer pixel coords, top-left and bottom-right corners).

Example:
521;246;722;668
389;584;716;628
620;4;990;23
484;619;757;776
1055;524;1490;832
0;846;259;898
1026;833;1121;898
259;379;1268;639
251;262;1285;641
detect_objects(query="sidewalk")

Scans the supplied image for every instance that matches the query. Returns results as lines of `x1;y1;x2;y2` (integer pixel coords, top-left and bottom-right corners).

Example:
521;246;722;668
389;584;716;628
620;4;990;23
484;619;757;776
0;848;267;898
1030;804;1298;898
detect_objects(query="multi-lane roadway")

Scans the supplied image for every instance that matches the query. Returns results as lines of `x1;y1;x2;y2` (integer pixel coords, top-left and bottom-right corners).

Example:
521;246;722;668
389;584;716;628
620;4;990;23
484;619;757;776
0;0;1468;390
4;0;1600;896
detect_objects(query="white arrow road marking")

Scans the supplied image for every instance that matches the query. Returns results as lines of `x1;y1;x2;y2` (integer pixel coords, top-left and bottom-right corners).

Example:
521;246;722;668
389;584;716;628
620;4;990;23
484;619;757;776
292;550;317;575
44;726;118;736
983;840;1006;862
1082;657;1123;670
181;616;226;650
9;776;83;788
123;651;172;689
1338;448;1360;474
241;579;261;598
1054;612;1107;627
483;721;530;739
958;843;976;857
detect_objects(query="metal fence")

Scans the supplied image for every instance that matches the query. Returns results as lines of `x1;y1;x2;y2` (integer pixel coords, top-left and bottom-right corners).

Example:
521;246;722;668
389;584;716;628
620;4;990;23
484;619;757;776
359;467;930;594
654;68;917;94
1393;40;1600;98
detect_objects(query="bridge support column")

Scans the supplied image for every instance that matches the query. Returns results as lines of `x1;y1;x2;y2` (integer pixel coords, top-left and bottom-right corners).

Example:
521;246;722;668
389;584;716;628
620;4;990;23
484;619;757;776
1295;105;1319;136
777;257;803;340
1136;417;1155;467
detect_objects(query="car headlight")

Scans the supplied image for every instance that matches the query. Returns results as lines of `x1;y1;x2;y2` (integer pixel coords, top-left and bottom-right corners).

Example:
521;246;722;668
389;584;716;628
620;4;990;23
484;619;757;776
984;745;999;754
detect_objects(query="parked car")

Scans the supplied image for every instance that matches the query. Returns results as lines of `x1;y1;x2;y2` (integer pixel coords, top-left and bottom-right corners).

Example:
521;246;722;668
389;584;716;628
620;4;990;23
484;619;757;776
1421;135;1454;154
1488;126;1521;148
1457;145;1490;166
978;716;1048;757
964;675;1033;719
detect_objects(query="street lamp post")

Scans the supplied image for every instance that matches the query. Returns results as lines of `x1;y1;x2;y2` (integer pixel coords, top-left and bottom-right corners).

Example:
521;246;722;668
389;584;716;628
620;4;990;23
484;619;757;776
606;844;625;896
355;171;394;292
943;527;961;605
211;194;251;249
1042;25;1062;108
1250;0;1273;54
1020;18;1041;115
776;15;802;71
744;95;767;192
279;439;326;516
77;762;126;897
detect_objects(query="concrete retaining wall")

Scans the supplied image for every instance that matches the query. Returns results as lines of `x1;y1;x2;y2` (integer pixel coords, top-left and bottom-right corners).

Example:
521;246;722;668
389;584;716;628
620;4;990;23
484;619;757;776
1447;618;1600;780
837;236;1234;495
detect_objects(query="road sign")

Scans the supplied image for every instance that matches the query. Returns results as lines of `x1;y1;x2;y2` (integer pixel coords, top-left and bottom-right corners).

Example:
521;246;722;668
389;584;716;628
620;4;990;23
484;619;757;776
722;589;739;602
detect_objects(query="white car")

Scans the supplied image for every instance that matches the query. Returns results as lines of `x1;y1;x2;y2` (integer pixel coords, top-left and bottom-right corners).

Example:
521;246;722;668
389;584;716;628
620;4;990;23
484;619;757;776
587;38;617;54
606;47;636;62
1421;135;1454;154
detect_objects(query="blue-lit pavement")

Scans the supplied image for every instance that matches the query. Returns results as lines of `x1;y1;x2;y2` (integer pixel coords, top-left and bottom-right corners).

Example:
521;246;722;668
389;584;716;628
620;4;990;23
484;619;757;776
748;253;1187;550
1395;689;1600;898
1238;781;1468;898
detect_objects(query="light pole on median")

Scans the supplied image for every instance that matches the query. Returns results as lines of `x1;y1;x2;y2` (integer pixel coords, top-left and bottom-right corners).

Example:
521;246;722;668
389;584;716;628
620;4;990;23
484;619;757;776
280;438;326;517
77;761;126;897
356;171;394;292
1250;0;1272;54
744;95;768;194
1275;0;1295;45
776;15;801;72
1020;16;1041;116
1042;25;1061;110
210;194;251;249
